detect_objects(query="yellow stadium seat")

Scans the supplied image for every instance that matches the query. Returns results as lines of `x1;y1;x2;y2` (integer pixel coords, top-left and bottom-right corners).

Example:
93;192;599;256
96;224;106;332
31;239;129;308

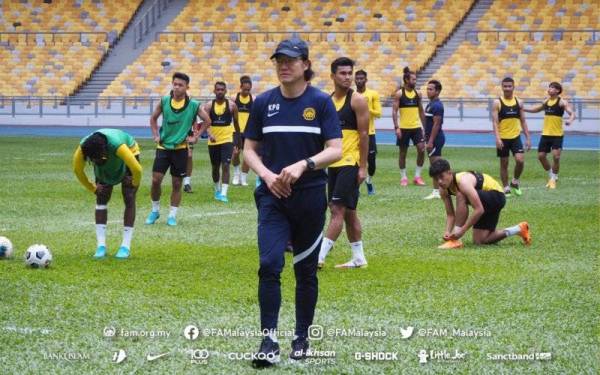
81;0;599;98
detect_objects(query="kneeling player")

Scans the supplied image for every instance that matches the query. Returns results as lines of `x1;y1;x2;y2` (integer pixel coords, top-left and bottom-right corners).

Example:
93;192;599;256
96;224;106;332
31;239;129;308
428;159;531;248
73;129;142;259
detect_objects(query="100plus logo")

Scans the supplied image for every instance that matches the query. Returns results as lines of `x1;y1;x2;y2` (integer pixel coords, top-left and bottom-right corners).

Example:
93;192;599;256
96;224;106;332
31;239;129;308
189;349;210;365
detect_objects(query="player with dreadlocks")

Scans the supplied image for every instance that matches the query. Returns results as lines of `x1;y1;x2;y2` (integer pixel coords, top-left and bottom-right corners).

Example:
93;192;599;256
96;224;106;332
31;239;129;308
73;129;142;259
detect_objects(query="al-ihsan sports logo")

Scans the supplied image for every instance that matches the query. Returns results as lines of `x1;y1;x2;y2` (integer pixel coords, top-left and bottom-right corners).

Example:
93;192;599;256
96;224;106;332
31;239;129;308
303;107;316;121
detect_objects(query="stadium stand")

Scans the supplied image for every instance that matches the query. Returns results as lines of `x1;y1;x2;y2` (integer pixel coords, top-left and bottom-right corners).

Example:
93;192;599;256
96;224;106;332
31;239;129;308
476;0;598;31
166;0;472;35
101;0;474;97
1;0;597;99
0;41;109;96
0;0;141;96
1;0;141;41
101;33;438;97
428;36;599;98
422;0;599;98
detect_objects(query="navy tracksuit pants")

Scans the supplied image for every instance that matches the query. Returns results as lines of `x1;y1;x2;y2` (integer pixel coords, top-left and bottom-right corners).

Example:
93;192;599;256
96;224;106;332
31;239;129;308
254;183;326;339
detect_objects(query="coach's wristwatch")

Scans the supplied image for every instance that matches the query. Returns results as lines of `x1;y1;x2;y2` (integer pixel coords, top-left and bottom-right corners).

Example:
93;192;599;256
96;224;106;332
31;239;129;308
305;158;316;171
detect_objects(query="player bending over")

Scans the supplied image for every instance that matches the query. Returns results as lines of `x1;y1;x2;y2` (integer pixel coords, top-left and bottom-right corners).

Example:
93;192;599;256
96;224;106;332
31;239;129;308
73;129;142;259
429;159;531;248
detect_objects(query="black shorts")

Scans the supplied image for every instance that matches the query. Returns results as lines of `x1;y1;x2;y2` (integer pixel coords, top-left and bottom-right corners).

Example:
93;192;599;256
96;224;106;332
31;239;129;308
396;128;424;148
538;135;563;153
96;155;140;186
152;148;188;177
473;190;506;231
368;134;377;155
327;165;359;210
425;132;445;157
209;143;234;166
497;136;524;157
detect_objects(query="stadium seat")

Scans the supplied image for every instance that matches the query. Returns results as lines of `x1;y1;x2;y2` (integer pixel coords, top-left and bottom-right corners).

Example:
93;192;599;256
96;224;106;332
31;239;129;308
0;1;140;96
421;0;599;98
99;0;473;97
1;1;141;35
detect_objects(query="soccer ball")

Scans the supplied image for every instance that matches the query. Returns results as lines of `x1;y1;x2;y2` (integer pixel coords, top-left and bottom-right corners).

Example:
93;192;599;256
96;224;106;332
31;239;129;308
25;244;52;268
0;236;13;259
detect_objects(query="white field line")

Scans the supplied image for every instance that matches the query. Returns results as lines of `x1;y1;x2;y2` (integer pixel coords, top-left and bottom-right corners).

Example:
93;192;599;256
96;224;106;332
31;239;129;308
76;210;244;226
2;325;52;335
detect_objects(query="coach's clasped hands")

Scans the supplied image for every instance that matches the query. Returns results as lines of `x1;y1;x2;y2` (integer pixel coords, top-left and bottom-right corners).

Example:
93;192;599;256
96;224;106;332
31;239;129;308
264;160;308;198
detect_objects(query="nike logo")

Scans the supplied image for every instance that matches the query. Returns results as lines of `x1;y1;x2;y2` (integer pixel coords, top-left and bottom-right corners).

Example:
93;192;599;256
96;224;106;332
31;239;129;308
331;197;341;201
267;112;279;117
147;352;169;362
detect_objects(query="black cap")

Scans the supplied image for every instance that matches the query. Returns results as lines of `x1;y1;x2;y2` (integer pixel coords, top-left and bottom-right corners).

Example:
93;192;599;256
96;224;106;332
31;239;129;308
270;38;309;59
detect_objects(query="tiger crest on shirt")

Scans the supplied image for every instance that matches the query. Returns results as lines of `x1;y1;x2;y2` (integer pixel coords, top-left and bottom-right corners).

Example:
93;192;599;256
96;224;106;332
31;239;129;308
303;107;316;121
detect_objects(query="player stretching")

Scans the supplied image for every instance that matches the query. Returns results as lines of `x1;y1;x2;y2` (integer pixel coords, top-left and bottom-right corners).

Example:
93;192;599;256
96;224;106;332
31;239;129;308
73;129;142;259
429;159;531;249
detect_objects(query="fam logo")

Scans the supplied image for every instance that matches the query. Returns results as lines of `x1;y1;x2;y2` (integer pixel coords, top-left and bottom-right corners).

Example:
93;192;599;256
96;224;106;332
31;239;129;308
303;107;316;121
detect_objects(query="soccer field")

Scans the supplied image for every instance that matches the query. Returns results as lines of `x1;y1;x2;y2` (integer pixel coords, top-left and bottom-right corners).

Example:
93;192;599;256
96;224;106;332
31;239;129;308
1;136;598;374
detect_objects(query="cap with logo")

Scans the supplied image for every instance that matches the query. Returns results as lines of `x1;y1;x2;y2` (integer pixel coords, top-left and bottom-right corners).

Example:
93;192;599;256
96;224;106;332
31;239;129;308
270;38;309;59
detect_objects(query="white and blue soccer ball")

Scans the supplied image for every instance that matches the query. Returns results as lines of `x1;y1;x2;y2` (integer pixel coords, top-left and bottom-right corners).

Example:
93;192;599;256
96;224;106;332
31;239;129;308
0;236;14;259
25;244;52;268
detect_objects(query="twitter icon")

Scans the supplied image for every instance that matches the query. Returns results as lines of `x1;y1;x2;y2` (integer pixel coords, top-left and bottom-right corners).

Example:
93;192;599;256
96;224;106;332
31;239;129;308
400;326;414;339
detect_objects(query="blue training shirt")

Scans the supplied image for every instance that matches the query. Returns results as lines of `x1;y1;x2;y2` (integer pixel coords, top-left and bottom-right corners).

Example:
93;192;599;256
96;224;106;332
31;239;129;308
244;85;342;189
425;98;444;137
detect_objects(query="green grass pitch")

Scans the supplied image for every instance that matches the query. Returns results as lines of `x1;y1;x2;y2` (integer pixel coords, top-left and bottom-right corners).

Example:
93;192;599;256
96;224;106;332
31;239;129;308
0;136;598;374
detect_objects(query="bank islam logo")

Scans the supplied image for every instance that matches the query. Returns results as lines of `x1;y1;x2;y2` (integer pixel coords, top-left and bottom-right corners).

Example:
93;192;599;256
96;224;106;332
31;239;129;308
184;325;200;341
400;326;414;339
112;349;127;364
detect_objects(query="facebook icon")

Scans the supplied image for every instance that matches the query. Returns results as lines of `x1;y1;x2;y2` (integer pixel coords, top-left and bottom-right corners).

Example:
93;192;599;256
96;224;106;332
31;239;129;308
184;325;199;340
